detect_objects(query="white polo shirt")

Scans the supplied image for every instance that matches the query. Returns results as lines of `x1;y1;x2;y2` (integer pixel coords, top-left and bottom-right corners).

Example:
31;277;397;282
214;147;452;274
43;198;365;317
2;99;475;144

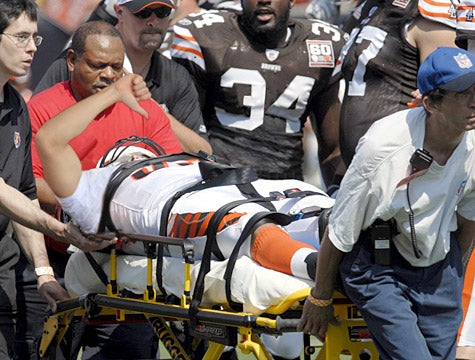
329;107;475;267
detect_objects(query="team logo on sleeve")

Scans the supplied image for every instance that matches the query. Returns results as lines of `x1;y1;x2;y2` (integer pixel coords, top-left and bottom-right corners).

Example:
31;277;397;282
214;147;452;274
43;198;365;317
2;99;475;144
14;131;20;149
306;40;335;67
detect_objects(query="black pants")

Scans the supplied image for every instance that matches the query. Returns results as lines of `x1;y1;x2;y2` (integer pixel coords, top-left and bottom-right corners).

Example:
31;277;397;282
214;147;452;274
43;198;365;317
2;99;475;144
0;235;21;360
340;236;462;360
14;249;68;360
14;249;159;360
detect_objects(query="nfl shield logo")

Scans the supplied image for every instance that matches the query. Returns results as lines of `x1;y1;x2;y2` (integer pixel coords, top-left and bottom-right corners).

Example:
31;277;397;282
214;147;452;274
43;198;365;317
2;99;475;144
265;49;279;62
14;132;21;149
454;53;473;69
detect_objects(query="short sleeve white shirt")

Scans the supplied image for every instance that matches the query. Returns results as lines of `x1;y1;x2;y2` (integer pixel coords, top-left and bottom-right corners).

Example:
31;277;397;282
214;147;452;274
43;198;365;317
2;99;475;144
329;107;475;266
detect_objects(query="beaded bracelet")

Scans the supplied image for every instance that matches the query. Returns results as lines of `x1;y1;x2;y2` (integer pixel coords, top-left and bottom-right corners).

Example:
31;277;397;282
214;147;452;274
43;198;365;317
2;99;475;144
307;292;333;307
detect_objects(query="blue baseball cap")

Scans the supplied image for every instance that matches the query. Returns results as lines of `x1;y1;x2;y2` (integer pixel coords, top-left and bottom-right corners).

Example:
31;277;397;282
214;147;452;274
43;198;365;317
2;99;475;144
417;47;475;95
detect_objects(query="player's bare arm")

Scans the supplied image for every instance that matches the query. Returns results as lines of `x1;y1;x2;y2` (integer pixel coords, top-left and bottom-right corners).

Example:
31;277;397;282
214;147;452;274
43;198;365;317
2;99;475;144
407;16;456;62
36;73;151;199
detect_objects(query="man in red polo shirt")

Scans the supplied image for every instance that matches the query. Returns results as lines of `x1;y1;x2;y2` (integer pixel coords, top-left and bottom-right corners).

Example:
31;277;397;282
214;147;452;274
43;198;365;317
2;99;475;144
15;20;181;360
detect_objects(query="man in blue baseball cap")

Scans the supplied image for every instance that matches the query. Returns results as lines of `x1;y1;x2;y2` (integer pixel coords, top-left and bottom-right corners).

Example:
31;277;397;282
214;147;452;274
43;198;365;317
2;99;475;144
299;46;475;359
418;46;475;95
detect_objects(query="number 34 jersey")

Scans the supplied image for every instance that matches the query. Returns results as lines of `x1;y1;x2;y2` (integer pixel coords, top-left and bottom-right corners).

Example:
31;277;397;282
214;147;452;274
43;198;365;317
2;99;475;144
171;11;346;179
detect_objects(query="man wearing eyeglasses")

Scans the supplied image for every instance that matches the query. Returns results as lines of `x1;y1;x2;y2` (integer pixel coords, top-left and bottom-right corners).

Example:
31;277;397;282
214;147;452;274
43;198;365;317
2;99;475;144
19;2;207;359
1;32;42;48
17;19;183;360
0;1;118;359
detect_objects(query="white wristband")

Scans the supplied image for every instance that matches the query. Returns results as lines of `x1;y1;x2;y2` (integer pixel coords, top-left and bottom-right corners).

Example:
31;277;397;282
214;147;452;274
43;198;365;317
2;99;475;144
34;266;54;278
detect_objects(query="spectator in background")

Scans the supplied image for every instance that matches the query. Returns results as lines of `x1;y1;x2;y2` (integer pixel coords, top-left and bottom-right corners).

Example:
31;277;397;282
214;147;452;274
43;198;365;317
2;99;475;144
86;0;118;25
305;0;339;24
15;20;181;360
29;0;102;89
34;0;211;155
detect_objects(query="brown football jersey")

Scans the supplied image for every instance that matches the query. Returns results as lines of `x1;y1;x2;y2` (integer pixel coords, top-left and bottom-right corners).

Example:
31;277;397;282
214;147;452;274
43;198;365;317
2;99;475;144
338;0;420;165
171;11;346;179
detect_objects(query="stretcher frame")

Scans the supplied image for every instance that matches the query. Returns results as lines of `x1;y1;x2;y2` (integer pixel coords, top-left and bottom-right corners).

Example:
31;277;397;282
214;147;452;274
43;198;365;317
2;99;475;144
37;233;379;360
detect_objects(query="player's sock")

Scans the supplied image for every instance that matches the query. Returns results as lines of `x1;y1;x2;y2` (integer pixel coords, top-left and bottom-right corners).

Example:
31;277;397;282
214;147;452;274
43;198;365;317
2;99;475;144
251;225;317;280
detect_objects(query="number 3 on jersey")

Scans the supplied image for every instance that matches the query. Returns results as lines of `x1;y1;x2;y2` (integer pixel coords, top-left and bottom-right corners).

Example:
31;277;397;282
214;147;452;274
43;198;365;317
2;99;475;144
217;68;315;132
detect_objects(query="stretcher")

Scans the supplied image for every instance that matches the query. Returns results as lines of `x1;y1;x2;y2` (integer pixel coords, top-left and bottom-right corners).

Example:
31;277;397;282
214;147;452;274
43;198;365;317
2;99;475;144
37;231;379;360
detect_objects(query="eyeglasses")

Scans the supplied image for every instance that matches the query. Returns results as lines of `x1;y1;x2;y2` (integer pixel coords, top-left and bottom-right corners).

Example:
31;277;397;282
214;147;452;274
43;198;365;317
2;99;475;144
133;6;173;19
1;33;43;47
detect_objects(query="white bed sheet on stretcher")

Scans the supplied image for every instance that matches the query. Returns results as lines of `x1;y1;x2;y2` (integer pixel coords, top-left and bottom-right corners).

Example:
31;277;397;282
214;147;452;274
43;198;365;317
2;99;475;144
65;252;313;314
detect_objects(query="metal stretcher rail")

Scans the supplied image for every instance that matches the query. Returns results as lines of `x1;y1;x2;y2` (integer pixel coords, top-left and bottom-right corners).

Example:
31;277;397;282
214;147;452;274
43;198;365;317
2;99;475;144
38;233;379;360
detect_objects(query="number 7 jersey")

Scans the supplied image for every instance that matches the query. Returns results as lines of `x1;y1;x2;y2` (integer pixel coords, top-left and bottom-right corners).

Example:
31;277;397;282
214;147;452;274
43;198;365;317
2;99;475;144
171;11;346;180
338;0;420;165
